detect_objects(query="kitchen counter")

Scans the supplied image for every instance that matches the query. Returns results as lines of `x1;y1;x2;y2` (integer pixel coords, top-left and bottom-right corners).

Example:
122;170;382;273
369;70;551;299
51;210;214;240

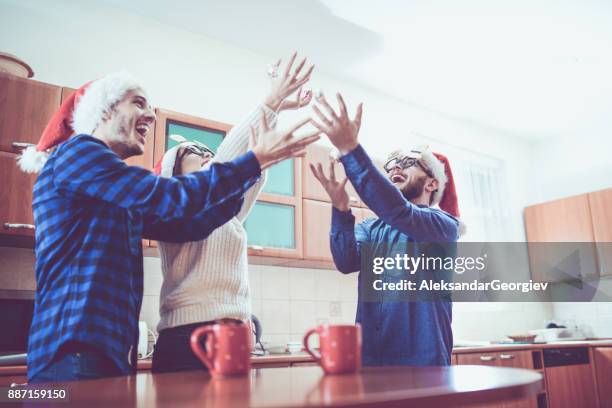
18;365;543;407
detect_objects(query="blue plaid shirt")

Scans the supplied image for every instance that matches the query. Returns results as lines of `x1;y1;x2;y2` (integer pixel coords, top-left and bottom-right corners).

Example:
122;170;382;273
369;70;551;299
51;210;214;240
28;134;261;380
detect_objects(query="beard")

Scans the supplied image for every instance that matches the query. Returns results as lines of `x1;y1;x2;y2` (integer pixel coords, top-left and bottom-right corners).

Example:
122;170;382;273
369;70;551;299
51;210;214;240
110;112;142;158
399;175;427;201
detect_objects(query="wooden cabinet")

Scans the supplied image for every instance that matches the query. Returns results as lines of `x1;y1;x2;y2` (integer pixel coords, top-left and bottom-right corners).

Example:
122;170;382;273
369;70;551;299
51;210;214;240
524;194;599;282
589;189;612;277
0;152;37;236
545;362;596;408
594;347;612;407
302;143;360;207
0;73;61;153
457;350;538;408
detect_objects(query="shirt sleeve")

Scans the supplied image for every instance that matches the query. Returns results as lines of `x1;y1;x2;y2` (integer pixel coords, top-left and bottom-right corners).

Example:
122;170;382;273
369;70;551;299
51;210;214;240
52;135;261;219
339;144;459;242
142;195;245;242
330;207;370;273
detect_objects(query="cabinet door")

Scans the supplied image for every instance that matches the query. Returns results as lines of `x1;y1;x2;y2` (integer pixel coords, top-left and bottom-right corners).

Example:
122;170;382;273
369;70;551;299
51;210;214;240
545;364;597;408
0;74;61;153
0;151;37;236
594;347;612;407
302;144;360;207
589;189;612;277
456;352;499;367
244;199;303;259
524;195;598;282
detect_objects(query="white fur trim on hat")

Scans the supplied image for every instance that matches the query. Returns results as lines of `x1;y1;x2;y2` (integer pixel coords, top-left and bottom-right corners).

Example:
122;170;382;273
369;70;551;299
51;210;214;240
72;71;143;136
419;150;447;206
159;142;198;178
17;145;49;173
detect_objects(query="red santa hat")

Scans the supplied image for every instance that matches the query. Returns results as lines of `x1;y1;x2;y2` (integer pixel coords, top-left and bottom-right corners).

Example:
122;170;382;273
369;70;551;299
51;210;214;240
18;71;143;173
389;145;466;235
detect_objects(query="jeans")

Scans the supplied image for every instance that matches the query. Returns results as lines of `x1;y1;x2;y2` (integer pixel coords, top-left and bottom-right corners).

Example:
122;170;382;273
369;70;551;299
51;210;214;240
151;322;210;373
29;344;122;383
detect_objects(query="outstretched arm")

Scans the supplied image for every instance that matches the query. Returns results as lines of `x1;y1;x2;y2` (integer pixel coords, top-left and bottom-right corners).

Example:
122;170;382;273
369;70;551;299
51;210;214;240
310;93;458;242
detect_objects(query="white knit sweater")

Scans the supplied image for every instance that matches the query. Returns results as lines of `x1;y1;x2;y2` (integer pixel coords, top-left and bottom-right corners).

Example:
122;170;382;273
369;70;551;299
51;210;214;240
157;105;277;332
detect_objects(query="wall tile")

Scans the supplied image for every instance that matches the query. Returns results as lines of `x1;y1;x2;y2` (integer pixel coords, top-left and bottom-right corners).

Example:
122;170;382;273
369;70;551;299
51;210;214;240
143;257;163;296
261;299;291;334
290;300;316;334
260;267;290;300
139;295;160;333
313;270;340;301
289;268;316;300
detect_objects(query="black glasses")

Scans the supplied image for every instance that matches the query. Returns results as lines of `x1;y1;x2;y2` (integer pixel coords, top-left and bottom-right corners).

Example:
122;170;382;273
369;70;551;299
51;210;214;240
183;143;214;158
384;156;434;178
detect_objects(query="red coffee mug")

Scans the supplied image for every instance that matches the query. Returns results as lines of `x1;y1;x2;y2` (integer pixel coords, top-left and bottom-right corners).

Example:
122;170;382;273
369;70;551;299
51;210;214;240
303;324;362;375
190;321;252;377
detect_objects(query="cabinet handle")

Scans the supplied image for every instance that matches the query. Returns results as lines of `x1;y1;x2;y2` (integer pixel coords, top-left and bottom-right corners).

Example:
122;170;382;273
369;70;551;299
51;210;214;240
480;355;496;362
499;354;515;360
11;142;36;150
4;223;35;230
248;245;264;251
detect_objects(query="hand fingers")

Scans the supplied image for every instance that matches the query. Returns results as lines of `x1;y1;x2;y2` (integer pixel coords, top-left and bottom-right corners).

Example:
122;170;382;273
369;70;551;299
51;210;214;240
309;163;321;182
316;94;339;121
328;159;337;182
353;103;363;132
294;64;314;87
341;177;349;188
312;105;333;128
290;57;307;83
249;125;258;148
285;116;312;135
317;162;327;182
283;51;298;78
336;93;348;120
300;90;313;107
309;118;330;134
260;108;270;132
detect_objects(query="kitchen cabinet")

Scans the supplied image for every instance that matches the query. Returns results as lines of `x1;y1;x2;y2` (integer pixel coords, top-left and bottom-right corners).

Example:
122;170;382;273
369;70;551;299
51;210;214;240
593;347;612;407
302;143;360;207
457;350;538;408
524;194;599;282
588;189;612;277
0;152;37;237
0;73;61;153
302;199;363;265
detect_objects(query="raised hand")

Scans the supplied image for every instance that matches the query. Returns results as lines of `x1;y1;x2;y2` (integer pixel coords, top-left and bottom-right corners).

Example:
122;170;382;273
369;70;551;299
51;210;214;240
310;92;363;156
264;52;315;112
309;159;350;212
249;109;320;170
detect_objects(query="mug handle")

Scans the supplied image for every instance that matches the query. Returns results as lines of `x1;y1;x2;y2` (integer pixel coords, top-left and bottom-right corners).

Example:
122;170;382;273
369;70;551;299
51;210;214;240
303;327;321;363
190;325;215;371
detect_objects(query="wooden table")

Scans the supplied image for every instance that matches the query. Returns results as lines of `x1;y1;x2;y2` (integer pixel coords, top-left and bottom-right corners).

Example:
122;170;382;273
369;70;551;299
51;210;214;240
21;365;543;407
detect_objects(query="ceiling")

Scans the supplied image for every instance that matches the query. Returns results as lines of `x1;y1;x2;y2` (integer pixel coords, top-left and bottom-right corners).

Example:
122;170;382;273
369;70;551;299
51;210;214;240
99;0;612;140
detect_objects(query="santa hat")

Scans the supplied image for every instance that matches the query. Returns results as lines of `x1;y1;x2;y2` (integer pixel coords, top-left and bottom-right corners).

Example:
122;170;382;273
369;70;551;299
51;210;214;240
18;71;143;173
389;145;466;235
152;135;203;177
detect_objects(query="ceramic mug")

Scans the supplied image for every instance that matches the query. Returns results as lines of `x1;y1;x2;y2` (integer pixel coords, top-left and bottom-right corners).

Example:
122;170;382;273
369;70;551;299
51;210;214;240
190;321;252;377
303;324;362;375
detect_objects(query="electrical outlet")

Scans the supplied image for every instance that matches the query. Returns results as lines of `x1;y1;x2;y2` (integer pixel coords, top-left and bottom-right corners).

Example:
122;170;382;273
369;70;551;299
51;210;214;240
329;301;342;317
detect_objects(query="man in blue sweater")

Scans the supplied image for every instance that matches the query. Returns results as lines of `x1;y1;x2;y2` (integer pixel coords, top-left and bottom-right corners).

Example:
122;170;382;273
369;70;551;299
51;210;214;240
310;93;461;366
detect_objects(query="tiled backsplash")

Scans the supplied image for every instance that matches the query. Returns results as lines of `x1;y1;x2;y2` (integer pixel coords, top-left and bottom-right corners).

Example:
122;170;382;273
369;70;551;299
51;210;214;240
140;257;557;344
1;247;608;346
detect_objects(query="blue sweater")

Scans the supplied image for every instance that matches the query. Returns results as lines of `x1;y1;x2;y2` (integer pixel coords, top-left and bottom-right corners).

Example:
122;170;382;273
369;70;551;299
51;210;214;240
330;144;458;366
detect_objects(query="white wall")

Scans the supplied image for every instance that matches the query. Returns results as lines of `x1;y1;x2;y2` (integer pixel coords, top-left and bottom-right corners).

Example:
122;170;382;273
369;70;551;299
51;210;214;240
0;0;557;341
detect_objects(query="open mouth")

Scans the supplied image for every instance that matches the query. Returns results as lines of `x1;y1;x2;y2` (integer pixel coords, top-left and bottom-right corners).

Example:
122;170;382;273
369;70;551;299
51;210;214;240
391;174;406;183
135;123;150;140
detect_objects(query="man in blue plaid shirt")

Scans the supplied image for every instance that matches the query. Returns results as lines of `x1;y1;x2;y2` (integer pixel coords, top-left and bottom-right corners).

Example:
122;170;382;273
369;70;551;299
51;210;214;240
21;71;319;383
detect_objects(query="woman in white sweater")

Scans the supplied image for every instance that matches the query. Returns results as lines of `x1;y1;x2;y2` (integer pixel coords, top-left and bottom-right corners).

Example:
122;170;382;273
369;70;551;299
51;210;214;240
151;54;314;372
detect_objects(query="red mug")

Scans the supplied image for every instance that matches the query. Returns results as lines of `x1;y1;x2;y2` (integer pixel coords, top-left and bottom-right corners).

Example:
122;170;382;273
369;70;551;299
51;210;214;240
190;321;252;378
303;324;362;375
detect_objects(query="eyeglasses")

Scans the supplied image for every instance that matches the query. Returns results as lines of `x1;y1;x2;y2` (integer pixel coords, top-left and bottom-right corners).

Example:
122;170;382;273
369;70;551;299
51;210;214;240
183;142;214;158
384;156;434;178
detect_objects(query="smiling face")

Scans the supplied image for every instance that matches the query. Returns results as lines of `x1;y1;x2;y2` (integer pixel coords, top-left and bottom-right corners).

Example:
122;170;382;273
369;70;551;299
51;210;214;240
386;158;439;203
100;88;155;159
